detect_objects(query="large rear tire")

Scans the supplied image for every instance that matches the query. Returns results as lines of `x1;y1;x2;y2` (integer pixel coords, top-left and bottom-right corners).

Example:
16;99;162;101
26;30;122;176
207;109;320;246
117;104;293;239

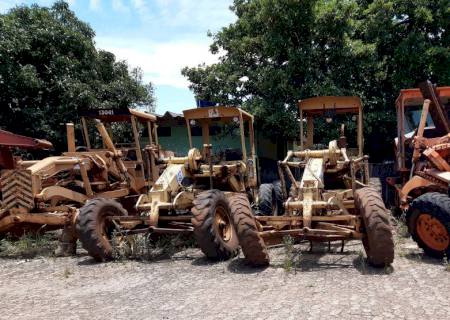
258;183;276;215
76;198;127;262
406;192;450;259
229;193;269;267
191;190;239;260
355;187;394;267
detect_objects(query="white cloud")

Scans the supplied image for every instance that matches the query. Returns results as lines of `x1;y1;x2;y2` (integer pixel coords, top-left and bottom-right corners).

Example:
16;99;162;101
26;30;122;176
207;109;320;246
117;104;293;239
96;36;219;88
112;0;129;13
89;0;101;11
131;0;145;10
153;0;234;30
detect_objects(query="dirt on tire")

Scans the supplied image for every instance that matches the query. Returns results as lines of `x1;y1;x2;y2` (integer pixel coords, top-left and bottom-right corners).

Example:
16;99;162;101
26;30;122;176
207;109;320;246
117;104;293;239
191;189;239;260
229;193;269;267
406;192;450;259
76;198;127;262
355;187;394;267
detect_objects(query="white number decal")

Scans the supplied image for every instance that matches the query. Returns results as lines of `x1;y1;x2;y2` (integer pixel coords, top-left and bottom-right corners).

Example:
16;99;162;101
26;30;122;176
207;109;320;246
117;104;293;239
176;169;184;185
99;109;114;116
208;108;219;118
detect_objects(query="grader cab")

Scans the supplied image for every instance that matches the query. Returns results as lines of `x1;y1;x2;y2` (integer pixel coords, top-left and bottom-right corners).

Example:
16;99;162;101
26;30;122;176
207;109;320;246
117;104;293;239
235;96;394;267
0;107;162;254
76;106;259;262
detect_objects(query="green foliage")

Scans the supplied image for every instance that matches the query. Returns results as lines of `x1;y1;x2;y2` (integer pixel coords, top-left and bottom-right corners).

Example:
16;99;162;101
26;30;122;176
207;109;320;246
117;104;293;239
183;0;450;160
0;1;155;151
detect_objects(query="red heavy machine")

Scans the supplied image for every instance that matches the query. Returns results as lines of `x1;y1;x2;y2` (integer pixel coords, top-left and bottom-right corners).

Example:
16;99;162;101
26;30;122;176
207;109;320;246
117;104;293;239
388;81;450;259
0;129;52;170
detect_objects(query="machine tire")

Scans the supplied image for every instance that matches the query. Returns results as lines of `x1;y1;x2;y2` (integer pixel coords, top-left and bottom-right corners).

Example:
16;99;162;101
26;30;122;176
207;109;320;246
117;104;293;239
76;198;127;262
355;187;394;267
258;183;276;215
272;180;284;215
192;190;239;260
229;193;269;267
406;192;450;259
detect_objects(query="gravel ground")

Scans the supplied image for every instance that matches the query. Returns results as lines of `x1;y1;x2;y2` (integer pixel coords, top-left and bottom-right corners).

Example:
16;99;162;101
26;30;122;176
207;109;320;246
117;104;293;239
0;233;449;320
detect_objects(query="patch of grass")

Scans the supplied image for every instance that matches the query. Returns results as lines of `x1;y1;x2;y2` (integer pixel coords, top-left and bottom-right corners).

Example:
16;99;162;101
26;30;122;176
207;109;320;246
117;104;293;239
384;264;394;274
62;267;73;278
282;235;302;273
443;256;450;272
393;218;410;257
396;223;409;238
356;250;367;274
0;233;57;258
111;232;196;261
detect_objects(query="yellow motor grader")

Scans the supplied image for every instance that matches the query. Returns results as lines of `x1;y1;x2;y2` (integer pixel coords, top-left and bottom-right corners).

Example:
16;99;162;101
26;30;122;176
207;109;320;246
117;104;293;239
0;107;163;254
234;96;394;267
76;106;259;262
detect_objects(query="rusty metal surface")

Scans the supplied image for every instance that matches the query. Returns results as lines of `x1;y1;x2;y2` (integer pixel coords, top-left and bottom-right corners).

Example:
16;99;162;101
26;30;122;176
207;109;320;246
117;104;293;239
0;129;52;149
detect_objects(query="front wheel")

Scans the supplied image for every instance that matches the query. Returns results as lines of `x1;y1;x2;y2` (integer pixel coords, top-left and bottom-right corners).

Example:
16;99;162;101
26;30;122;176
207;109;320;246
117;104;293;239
355;187;394;267
191;190;239;260
406;192;450;259
229;193;269;267
76;198;128;262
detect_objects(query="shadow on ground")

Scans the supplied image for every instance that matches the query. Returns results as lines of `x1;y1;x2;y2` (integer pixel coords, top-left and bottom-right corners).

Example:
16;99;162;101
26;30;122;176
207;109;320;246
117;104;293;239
402;252;445;266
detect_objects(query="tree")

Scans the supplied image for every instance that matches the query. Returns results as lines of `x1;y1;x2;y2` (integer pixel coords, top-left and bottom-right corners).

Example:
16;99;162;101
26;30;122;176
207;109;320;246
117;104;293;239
183;0;450;160
0;1;155;151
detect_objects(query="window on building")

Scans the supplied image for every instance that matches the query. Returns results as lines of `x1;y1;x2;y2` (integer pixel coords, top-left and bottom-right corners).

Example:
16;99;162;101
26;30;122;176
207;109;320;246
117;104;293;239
209;126;221;136
191;126;202;136
157;127;171;137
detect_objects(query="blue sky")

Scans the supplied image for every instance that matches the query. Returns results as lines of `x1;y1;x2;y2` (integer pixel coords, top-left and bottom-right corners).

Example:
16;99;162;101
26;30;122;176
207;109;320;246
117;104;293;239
0;0;236;114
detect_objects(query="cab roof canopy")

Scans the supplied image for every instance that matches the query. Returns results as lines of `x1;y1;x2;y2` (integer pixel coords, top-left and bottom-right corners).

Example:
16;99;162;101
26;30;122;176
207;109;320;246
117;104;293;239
80;107;157;123
396;86;450;107
183;106;253;122
299;96;362;115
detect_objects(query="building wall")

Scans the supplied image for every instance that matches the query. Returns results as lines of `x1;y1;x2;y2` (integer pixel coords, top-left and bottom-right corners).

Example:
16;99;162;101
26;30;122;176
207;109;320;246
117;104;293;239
142;123;252;157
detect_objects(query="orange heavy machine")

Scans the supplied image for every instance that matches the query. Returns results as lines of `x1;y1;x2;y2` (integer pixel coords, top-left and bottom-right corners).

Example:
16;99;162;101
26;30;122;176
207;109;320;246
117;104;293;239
388;81;450;258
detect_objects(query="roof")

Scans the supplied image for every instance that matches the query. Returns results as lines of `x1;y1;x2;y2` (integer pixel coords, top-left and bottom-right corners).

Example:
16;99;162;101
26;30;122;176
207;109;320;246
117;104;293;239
396;86;450;107
183;106;253;122
80;108;156;123
298;96;362;115
156;111;184;119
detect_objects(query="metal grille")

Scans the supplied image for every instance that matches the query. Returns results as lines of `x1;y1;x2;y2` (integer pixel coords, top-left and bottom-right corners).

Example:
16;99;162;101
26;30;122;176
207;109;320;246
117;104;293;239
1;169;34;210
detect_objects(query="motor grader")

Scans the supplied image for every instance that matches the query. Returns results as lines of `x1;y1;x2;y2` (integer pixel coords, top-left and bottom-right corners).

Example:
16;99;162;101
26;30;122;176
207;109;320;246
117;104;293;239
76;106;259;262
233;96;394;267
0;107;163;254
387;81;450;259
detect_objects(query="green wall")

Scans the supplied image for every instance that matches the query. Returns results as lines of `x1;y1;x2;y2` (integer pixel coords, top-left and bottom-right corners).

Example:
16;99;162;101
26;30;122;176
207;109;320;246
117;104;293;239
142;125;252;157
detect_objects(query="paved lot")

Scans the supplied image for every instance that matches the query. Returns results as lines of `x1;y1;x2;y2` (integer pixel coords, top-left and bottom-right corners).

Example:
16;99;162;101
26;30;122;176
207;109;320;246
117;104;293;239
0;234;449;320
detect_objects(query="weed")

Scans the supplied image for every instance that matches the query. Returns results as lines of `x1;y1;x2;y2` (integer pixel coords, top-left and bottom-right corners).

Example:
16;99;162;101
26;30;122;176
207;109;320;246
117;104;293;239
282;235;302;273
396;223;409;238
62;267;73;278
0;233;57;258
111;232;196;261
443;256;450;272
356;251;367;274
